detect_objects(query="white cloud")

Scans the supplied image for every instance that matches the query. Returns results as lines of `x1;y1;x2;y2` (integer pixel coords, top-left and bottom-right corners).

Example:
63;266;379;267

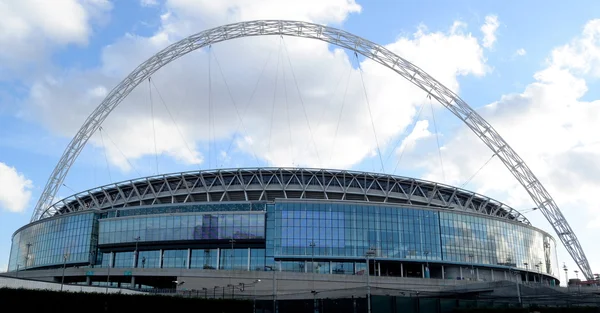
24;5;489;173
516;48;526;56
481;15;499;49
141;0;159;7
0;162;33;212
397;120;431;154
416;18;600;279
0;0;112;71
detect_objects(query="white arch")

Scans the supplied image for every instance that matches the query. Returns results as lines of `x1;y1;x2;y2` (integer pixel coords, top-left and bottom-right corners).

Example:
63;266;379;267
31;20;593;280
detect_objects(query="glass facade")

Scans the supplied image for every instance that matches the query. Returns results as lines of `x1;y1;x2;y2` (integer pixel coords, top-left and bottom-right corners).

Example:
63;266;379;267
8;212;96;271
98;212;265;245
271;201;559;276
8;200;559;279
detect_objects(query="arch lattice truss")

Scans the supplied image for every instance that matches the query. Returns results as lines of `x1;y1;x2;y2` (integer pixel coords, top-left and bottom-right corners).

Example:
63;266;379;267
31;20;592;280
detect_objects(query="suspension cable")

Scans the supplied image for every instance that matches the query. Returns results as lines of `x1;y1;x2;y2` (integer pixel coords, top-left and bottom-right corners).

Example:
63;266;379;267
282;42;294;166
281;37;322;167
221;49;275;167
268;41;282;164
297;61;350;165
460;154;495;189
101;127;143;178
392;99;427;174
208;45;213;169
98;126;112;183
328;56;354;166
430;97;446;182
148;77;159;175
355;52;385;173
211;46;262;167
149;78;201;170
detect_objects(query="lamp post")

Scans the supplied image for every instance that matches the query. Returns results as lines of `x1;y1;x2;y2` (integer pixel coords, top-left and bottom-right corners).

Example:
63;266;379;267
523;262;528;283
468;254;475;280
309;241;317;313
229;238;236;270
509;268;522;307
537;261;543;284
563;263;568;287
106;253;112;294
253;279;261;313
574;270;580;293
134;236;141;268
365;248;376;313
424;251;430;279
61;253;69;291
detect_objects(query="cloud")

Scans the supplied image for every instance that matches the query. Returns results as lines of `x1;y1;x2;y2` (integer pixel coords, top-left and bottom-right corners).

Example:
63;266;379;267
0;162;33;212
24;5;490;174
481;15;499;49
0;0;112;73
416;18;600;278
140;0;159;7
516;48;526;56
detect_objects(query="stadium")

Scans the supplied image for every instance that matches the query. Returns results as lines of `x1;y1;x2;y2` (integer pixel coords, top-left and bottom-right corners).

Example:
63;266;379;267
4;20;594;303
8;167;561;292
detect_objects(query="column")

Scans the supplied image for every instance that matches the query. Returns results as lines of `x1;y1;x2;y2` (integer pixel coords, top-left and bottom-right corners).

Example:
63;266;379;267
131;276;135;288
187;248;191;269
159;249;163;268
459;267;463;279
476;268;479;280
216;248;221;270
400;263;404;278
491;269;494;281
504;271;507;280
441;265;445;279
422;264;425;278
247;248;251;271
378;262;381;277
86;276;91;286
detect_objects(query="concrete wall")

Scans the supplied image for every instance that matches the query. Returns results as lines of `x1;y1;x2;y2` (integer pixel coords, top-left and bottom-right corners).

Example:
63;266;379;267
0;276;144;294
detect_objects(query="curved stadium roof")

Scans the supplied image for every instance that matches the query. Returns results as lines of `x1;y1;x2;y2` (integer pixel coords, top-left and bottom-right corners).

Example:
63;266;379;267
41;168;530;225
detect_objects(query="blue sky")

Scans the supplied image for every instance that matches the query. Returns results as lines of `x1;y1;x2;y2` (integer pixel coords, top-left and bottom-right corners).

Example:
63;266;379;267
1;0;600;281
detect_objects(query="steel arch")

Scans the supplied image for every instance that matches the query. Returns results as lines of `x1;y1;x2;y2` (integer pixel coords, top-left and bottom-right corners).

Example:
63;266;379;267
30;20;593;280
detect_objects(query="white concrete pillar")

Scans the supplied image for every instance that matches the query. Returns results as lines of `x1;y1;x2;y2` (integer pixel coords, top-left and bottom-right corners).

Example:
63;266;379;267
216;248;220;270
460;267;463;279
378;261;381;277
400;263;404;277
247;248;251;271
491;269;494;281
422;264;425;278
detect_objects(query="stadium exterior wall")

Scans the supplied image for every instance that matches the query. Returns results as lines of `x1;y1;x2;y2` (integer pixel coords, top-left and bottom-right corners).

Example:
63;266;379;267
7;168;560;289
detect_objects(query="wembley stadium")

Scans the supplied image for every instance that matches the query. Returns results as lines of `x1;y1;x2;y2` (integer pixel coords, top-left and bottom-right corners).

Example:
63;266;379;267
8;167;561;293
5;20;594;302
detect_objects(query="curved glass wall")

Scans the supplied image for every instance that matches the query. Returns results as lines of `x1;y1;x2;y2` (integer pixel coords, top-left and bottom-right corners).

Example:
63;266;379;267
98;212;265;245
8;212;96;271
8;200;559;279
271;201;559;277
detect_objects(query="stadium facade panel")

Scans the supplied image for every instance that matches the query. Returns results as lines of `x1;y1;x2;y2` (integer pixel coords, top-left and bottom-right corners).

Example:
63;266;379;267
8;168;560;288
